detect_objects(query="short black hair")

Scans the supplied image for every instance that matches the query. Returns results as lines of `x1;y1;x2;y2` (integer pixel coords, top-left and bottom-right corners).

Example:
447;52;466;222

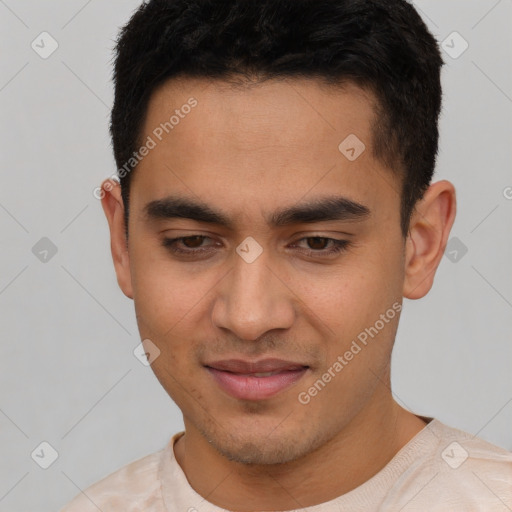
110;0;443;237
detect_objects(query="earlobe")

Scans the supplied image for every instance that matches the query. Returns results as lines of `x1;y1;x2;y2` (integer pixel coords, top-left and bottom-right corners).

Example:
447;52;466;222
100;179;134;299
403;180;457;300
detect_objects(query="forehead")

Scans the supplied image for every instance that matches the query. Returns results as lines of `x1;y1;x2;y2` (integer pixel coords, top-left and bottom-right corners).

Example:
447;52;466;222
145;75;377;148
130;76;401;230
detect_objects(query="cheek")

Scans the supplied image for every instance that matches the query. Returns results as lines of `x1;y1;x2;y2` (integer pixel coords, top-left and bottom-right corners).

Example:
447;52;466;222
129;254;211;402
129;243;214;335
291;239;403;351
334;252;403;375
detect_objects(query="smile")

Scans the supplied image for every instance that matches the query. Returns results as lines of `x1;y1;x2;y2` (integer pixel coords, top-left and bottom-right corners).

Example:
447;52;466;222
205;365;309;400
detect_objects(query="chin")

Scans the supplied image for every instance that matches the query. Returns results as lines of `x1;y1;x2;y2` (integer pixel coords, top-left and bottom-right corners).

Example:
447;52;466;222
214;438;305;465
201;421;326;466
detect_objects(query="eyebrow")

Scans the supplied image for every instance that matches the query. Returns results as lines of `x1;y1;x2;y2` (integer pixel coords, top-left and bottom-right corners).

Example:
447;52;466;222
144;195;371;229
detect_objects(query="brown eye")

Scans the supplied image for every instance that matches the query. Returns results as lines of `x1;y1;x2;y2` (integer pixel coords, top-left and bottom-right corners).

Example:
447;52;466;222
306;237;329;250
181;236;206;248
162;235;216;256
292;237;351;258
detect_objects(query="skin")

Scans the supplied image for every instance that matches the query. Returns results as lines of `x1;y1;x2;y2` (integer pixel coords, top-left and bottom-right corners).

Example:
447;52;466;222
101;77;456;510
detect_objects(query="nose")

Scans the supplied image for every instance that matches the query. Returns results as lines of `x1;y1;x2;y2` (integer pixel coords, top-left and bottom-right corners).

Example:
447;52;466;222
211;248;295;341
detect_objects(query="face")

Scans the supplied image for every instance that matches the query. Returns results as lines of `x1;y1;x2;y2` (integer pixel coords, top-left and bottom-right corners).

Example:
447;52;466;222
116;77;409;464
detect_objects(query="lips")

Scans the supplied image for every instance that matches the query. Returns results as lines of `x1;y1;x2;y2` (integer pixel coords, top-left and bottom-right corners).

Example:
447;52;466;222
206;358;307;374
204;358;309;400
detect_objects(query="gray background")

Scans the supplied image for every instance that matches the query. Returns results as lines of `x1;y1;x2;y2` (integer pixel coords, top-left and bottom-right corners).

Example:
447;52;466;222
0;1;511;510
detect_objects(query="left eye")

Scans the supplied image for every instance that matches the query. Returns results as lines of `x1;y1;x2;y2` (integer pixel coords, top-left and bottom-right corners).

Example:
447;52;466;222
291;237;351;256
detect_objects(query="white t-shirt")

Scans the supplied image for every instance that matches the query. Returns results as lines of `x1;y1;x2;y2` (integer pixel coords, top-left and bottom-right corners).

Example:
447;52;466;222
59;418;512;511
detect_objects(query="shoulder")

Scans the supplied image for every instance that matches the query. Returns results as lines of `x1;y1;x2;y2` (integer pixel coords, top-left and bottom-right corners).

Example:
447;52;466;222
58;446;167;512
405;419;512;510
428;419;512;469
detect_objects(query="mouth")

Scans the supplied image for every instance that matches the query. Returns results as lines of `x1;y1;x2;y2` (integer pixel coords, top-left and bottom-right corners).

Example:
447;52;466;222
204;358;310;401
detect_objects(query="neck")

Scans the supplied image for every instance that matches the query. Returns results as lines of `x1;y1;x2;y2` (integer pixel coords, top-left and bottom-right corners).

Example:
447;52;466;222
174;392;426;511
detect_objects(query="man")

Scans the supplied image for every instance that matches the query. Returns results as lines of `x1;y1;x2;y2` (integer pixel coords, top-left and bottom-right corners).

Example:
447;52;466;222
60;0;512;510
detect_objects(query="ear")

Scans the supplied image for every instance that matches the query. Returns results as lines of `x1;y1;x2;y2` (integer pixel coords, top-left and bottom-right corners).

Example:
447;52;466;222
100;179;134;299
403;180;457;300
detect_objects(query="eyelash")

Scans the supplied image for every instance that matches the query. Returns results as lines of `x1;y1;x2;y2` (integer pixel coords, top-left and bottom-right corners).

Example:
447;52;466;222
161;235;351;258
